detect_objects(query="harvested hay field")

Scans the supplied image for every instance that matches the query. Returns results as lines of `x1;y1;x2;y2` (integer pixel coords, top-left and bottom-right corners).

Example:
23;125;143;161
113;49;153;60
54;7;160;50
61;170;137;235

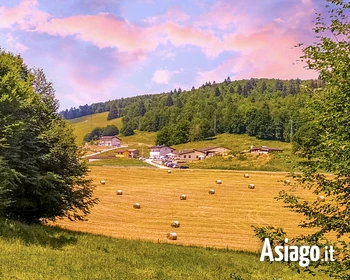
55;166;316;252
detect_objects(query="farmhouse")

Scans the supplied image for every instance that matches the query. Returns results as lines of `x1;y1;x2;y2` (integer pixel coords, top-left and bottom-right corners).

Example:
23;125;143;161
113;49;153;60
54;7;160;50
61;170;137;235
176;149;206;162
149;145;175;159
115;149;129;158
250;146;283;154
115;149;139;158
197;146;231;158
99;136;121;147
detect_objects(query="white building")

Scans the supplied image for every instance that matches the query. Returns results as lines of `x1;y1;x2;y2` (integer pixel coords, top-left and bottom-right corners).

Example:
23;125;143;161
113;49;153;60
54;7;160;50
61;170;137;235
149;145;174;159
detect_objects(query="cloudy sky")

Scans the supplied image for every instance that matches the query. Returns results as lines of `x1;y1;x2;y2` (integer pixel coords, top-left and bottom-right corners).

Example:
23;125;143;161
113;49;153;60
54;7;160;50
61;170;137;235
0;0;323;110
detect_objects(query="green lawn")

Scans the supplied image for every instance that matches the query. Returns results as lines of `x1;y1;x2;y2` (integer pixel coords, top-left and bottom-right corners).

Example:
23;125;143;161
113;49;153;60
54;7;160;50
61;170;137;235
0;218;329;280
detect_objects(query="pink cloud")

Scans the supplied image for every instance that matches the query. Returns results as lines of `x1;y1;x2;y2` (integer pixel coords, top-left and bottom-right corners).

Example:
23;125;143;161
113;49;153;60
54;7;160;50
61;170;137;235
152;70;172;84
0;0;48;29
161;22;224;58
195;1;244;30
197;28;318;84
35;13;158;53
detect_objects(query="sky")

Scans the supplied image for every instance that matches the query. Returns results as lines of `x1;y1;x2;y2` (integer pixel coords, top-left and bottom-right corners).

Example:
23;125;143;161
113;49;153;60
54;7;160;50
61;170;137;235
0;0;324;110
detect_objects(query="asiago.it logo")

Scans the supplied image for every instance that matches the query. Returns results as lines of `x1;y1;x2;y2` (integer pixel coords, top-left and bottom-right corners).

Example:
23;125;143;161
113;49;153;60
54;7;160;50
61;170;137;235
260;238;335;267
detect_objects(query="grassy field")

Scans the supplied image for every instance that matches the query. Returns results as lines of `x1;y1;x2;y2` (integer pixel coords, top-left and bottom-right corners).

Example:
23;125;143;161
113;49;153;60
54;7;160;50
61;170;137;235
56;167;317;252
88;158;152;167
66;112;123;144
186;152;298;172
0;219;328;280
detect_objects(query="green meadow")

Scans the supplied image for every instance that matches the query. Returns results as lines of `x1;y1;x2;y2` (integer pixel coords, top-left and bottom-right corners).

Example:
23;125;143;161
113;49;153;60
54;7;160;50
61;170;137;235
0;218;328;280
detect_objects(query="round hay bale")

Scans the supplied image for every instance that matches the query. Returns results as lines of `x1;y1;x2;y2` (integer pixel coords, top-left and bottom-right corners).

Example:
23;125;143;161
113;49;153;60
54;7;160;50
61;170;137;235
209;189;215;194
216;180;222;184
285;179;291;185
100;180;106;185
116;190;123;195
168;169;172;173
180;194;187;200
87;169;91;172
82;175;85;178
248;184;255;189
133;202;141;209
244;173;249;178
317;196;325;202
167;232;177;240
171;221;180;228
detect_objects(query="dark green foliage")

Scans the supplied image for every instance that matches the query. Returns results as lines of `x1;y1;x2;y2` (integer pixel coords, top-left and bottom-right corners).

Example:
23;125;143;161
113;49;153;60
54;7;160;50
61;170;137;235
155;120;190;146
120;125;134;136
107;103;118;120
0;49;98;223
84;127;104;142
102;125;119;136
155;126;171;146
165;94;173;106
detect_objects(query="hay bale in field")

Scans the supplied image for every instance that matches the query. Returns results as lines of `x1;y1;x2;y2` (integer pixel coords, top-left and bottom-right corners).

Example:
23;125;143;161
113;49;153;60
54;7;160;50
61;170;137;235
87;169;91;172
100;180;106;184
248;184;255;189
216;179;222;184
244;173;249;178
317;196;325;202
167;232;177;240
171;221;180;228
168;169;172;173
180;194;187;200
82;175;85;178
209;189;215;194
133;202;141;209
285;179;291;185
116;190;123;195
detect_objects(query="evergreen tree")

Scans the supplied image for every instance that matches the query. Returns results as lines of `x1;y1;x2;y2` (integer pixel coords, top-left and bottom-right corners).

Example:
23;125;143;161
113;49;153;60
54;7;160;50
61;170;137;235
214;87;221;97
166;95;174;106
107;103;118;120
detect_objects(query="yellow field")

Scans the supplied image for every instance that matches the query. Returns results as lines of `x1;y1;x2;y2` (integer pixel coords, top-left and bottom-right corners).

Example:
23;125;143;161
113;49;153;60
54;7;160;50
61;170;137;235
55;167;315;252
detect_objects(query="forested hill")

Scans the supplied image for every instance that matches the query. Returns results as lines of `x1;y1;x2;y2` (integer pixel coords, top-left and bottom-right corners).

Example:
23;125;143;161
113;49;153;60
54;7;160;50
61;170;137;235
61;78;323;144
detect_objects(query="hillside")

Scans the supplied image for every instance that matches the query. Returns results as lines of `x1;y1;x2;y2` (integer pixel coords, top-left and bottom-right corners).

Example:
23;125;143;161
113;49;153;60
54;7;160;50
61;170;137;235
62;78;324;148
67;112;123;144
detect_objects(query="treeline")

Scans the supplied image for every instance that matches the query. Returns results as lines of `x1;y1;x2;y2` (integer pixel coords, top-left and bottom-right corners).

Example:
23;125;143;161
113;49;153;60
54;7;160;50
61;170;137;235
61;78;323;144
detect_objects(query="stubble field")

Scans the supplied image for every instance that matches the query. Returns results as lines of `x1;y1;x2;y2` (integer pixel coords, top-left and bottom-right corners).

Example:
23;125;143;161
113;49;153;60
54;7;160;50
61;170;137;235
56;166;315;252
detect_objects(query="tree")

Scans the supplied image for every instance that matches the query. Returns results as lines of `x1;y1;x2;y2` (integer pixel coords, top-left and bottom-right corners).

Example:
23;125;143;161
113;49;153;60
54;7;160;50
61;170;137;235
139;101;146;116
166;95;174;106
214;87;221;97
84;127;104;142
0;49;98;223
256;2;350;278
120;125;134;136
102;125;119;136
107;103;118;120
155;126;171;146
